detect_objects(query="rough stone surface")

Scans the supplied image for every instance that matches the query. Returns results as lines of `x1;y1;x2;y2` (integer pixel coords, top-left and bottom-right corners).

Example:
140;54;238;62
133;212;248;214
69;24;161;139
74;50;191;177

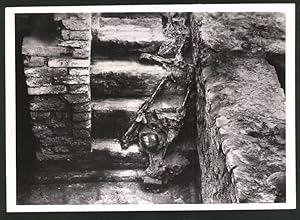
54;75;90;85
69;68;90;76
29;96;67;111
73;112;92;121
91;59;185;97
73;120;92;129
30;112;51;121
62;17;92;30
24;56;46;67
32;125;53;138
68;85;89;94
63;93;90;104
191;13;286;203
26;77;52;87
22;37;71;57
72;48;91;58
28;86;67;95
194;12;285;55
92;17;165;53
72;102;91;112
61;30;91;40
48;58;90;68
24;67;68;77
57;40;89;49
54;13;91;21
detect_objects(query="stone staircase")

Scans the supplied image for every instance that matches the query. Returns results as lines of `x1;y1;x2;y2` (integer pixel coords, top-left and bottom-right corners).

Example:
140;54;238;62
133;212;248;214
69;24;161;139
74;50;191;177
88;14;199;199
21;13;200;204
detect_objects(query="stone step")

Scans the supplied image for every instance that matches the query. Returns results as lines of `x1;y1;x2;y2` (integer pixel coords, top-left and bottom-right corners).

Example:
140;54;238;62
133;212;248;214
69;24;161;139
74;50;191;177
91;138;148;167
33;168;146;184
91;96;185;138
92;17;166;55
90;59;186;97
100;13;163;18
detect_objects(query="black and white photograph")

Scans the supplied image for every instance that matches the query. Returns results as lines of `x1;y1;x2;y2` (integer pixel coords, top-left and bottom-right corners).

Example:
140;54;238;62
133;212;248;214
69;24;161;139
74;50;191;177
4;3;296;212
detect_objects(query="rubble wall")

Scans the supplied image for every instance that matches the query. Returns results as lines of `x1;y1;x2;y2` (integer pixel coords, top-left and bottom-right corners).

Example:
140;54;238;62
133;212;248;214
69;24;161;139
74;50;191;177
191;13;286;203
22;13;92;160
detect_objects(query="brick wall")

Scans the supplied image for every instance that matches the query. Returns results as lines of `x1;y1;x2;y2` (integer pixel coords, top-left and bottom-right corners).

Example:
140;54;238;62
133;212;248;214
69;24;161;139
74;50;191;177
22;13;92;160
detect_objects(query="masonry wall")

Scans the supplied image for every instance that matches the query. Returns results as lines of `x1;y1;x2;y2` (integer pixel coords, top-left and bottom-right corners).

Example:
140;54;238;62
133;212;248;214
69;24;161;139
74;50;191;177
191;13;286;203
22;13;92;160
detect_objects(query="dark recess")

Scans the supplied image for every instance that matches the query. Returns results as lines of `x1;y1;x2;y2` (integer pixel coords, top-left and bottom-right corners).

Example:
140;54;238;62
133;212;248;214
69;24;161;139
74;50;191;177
266;52;285;91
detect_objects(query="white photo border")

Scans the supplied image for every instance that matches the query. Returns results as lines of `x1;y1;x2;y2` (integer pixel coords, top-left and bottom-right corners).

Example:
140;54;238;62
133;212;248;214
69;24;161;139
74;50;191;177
5;3;296;212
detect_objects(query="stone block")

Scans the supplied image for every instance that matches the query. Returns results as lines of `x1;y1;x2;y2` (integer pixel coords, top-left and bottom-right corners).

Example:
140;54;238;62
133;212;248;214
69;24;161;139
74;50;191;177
73;129;91;138
62;17;91;30
69;68;89;76
73;120;91;129
32;125;53;138
26;77;52;87
28;86;67;95
24;67;68;77
40;136;73;147
72;139;91;148
57;40;89;48
63;93;90;104
68;85;89;94
54;112;68;120
30;96;67;111
30;112;51;120
72;102;91;112
48;58;90;68
22;37;71;57
24;56;46;67
54;13;91;21
72;112;91;121
54;75;89;85
61;30;91;40
73;48;91;58
53;127;72;136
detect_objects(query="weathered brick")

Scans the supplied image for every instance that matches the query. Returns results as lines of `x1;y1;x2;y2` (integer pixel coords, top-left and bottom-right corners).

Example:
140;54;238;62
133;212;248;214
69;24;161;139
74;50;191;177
69;68;89;76
73;129;91;138
41;145;70;154
54;112;68;120
28;86;67;95
73;112;91;121
40;136;73;147
73;120;91;129
24;56;46;67
30;112;51;120
61;30;91;40
48;58;90;67
26;77;52;87
53;127;72;136
22;43;70;57
29;96;66;111
72;102;91;112
63;93;90;104
68;85;89;94
62;17;91;30
54;13;91;21
24;67;68;77
72;139;91;148
54;75;89;85
32;125;53;138
73;48;90;58
57;40;89;48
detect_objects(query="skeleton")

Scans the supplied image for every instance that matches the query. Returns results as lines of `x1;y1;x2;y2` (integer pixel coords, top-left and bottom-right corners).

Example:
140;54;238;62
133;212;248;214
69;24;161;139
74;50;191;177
119;13;193;187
